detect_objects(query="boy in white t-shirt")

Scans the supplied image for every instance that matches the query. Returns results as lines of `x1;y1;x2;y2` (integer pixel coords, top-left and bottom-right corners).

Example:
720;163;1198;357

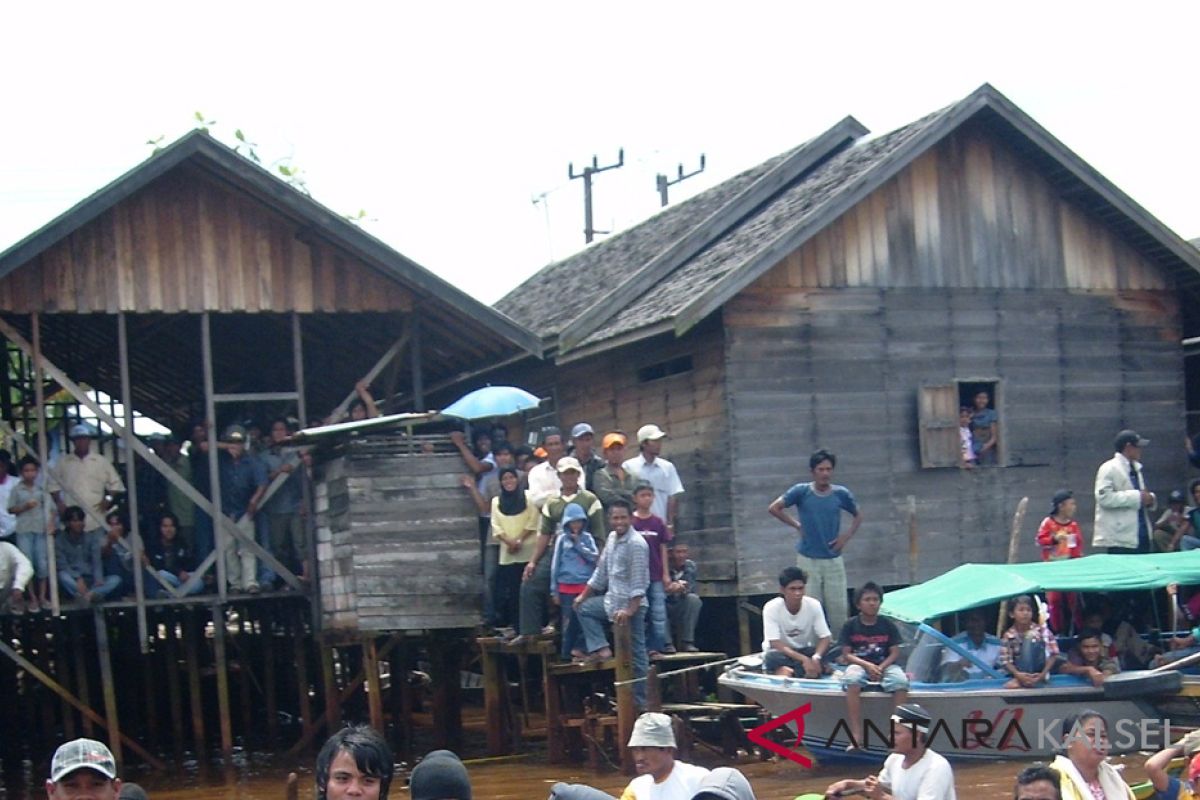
761;566;832;677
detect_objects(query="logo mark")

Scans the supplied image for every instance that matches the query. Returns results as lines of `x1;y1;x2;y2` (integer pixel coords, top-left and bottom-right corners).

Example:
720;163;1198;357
747;703;813;768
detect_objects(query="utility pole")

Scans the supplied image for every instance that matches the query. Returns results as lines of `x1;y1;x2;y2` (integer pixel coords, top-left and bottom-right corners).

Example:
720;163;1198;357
569;149;624;244
656;154;706;207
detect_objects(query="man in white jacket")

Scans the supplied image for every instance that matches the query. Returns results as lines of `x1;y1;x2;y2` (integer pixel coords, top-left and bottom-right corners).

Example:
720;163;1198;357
1093;430;1156;554
1;539;34;614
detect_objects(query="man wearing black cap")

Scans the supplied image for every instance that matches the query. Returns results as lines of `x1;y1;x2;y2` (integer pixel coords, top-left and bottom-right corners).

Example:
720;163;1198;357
409;749;471;800
46;738;121;800
1093;430;1156;554
824;704;956;799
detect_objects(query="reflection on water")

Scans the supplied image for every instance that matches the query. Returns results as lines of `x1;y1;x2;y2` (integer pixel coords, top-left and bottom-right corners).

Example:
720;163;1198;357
3;750;1154;800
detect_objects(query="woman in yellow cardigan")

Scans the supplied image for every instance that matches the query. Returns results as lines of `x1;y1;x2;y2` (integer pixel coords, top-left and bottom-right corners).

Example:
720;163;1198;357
1047;710;1134;800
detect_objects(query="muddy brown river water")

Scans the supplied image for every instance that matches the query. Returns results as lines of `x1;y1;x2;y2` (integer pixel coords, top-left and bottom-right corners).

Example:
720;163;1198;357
2;751;1155;800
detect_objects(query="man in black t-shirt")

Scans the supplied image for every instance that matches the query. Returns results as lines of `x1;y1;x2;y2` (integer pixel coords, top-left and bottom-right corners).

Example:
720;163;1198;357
836;581;910;750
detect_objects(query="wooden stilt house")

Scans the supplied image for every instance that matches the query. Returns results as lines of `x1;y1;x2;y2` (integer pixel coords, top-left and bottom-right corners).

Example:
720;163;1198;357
492;83;1200;597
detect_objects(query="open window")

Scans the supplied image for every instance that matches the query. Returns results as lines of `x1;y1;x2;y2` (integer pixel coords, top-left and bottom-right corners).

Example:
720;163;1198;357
918;379;1003;468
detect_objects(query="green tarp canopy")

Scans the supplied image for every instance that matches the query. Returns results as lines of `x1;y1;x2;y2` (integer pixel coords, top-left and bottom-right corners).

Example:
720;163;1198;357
881;551;1200;624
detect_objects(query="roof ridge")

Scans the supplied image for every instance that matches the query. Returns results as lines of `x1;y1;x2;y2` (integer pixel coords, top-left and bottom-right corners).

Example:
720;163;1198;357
556;115;869;352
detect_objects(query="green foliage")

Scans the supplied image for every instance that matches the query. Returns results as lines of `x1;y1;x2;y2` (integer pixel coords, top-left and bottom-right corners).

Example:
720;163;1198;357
144;114;371;224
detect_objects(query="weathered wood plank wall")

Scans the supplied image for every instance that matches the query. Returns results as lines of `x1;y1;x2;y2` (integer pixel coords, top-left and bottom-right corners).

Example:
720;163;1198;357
503;322;736;594
317;441;480;631
724;124;1185;594
0;166;414;314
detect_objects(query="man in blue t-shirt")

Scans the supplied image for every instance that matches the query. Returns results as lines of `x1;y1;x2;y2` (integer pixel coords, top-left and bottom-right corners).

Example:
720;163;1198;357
767;448;862;632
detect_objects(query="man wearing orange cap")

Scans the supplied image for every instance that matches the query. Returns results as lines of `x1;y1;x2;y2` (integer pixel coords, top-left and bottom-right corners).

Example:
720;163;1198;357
1145;730;1200;800
593;432;636;514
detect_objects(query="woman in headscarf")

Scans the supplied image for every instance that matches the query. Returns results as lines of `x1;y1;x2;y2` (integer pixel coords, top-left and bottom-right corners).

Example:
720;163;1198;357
489;466;539;632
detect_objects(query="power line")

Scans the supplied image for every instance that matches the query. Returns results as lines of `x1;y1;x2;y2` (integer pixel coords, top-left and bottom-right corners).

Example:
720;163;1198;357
568;149;625;244
656;154;706;207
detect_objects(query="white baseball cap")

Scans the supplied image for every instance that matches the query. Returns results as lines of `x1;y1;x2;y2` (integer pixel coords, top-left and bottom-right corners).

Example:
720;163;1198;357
636;424;667;442
50;738;117;782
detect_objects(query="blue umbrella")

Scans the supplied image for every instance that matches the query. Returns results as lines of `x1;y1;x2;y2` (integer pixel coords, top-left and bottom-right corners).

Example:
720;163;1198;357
441;385;541;420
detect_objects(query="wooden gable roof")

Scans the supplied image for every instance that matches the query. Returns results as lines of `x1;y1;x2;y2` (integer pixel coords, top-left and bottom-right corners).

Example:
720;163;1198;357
0;130;541;354
497;84;1200;360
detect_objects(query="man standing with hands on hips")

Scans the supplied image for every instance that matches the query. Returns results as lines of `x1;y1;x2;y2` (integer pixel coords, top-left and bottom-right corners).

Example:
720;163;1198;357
1094;429;1156;555
767;448;862;634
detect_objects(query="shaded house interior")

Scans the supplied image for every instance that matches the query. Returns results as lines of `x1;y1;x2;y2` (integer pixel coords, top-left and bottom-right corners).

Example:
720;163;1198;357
0;131;540;438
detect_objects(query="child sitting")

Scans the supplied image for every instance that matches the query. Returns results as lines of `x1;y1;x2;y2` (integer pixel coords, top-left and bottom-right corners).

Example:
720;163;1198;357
836;581;909;750
998;594;1062;688
1061;627;1121;687
549;503;598;661
958;406;976;469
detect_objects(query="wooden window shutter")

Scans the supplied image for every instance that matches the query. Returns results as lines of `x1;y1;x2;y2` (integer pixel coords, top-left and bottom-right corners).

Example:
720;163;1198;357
918;384;960;468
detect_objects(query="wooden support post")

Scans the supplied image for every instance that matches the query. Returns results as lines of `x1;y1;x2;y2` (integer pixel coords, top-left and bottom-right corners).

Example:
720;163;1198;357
202;313;228;600
430;632;462;751
72;616;95;737
543;649;563;763
184;612;207;757
32;312;59;615
56;616;77;740
363;637;384;733
321;643;341;735
0;638;166;770
394;639;413;758
165;612;185;758
480;642;507;756
211;602;234;760
291;313;308;425
142;640;161;746
614;621;635;774
93;608;124;769
293;614;315;747
237;615;254;743
263;608;279;746
737;598;752;659
118;313;151;649
645;664;662;712
285;636;403;758
409;311;424;411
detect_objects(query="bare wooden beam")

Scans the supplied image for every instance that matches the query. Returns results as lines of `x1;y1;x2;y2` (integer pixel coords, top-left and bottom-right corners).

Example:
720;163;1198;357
212;392;300;403
327;329;410;423
94;608;124;769
119;313;150;649
0;637;166;770
32;312;59;615
291;313;308;425
409;312;424;412
202;313;228;601
212;602;233;759
0;314;303;590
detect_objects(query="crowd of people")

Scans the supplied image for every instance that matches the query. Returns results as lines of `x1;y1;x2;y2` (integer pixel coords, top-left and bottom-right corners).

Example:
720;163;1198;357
44;707;1200;800
454;421;699;709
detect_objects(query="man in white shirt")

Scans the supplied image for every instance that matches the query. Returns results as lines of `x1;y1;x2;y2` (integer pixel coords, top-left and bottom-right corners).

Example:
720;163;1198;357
1093;429;1156;554
619;712;709;800
49;424;125;534
527;427;565;508
623;424;684;534
761;566;831;677
825;704;956;800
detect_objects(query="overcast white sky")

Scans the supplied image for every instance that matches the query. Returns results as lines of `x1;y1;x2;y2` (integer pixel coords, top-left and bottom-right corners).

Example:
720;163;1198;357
2;3;1197;305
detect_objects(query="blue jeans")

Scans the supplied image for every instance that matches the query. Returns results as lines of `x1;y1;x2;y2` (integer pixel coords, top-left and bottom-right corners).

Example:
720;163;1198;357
158;569;203;596
559;590;585;658
646;581;670;652
58;572;122;601
578;597;648;708
16;531;48;579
